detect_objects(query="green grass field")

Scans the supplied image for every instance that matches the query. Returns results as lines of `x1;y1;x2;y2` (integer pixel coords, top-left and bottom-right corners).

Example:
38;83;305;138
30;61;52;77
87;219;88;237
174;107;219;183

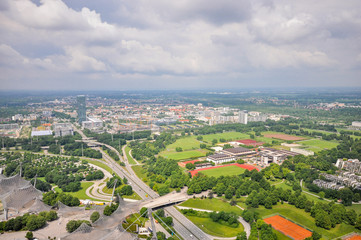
201;132;250;143
179;198;243;215
200;165;246;178
298;139;339;152
85;159;115;176
165;137;203;151
186;215;244;237
125;146;137;165
132;165;147;180
251;203;359;239
54;182;103;201
159;149;208;160
102;184;142;200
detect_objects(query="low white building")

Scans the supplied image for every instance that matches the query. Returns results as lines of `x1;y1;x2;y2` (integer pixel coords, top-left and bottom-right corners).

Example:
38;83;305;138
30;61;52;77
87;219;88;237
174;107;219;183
207;153;236;164
82;117;103;130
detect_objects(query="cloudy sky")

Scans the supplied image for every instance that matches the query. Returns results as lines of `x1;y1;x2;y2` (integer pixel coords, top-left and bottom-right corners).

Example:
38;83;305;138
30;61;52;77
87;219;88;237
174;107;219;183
0;0;361;90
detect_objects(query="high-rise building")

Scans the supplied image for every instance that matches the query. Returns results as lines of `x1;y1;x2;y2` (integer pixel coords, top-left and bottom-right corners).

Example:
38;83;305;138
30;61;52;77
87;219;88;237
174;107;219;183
77;95;86;124
239;110;248;124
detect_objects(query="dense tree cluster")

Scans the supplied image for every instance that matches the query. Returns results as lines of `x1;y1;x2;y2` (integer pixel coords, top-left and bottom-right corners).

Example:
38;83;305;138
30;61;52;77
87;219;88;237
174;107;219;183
0;211;57;233
103;203;119;216
66;220;91;233
43;191;80;206
85;170;104;181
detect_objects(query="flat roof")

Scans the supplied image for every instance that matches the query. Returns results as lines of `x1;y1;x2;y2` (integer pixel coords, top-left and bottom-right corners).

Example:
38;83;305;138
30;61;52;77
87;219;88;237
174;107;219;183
207;153;233;160
222;147;255;154
31;130;52;137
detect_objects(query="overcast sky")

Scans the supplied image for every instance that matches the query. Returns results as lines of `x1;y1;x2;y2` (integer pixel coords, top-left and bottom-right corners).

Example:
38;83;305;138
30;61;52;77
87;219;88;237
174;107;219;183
0;0;361;91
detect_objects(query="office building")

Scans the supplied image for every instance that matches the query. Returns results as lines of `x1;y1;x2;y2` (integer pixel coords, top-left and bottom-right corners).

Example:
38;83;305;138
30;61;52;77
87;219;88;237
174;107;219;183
77;95;86;124
239;110;248;124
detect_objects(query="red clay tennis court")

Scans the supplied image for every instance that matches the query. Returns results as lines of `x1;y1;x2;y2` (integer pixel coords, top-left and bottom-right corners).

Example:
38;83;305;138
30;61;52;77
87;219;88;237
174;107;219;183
345;234;361;240
189;163;258;177
264;215;312;240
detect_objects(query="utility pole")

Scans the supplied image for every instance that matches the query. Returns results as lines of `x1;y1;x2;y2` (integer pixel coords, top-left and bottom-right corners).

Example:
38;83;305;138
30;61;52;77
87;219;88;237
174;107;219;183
111;133;113;142
82;144;84;157
119;140;121;151
111;179;118;203
148;208;158;240
34;174;37;188
19;162;22;177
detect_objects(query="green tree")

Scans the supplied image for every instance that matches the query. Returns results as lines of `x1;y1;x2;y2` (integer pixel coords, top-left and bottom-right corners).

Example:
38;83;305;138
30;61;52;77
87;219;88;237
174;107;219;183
90;211;100;223
25;231;33;240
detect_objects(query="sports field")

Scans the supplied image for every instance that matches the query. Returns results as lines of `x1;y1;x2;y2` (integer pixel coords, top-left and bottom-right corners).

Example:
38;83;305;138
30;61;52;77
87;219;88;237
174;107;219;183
298;139;339;152
198;165;246;177
346;234;361;240
190;163;258;177
264;133;305;141
264;215;312;240
160;149;207;160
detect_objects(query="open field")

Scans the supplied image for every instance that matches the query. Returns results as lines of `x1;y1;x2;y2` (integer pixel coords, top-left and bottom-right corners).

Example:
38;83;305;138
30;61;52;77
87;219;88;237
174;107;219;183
186;215;244;237
264;133;305;141
165;137;202;150
179;198;243;215
298;139;339;152
159;149;208;160
252;203;359;239
125;146;137;164
190;163;258;177
264;215;312;240
201;132;250;143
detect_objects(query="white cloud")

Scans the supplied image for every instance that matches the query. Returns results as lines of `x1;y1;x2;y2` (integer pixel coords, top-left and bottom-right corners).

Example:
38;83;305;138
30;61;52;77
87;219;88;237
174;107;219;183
0;0;361;90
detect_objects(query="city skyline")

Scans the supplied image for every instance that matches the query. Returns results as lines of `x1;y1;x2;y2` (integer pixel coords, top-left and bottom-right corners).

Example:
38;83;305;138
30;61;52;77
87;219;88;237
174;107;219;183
1;0;361;90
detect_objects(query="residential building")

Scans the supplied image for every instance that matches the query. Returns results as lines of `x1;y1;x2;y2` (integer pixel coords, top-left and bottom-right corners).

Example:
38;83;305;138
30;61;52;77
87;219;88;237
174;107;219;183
239;110;248;124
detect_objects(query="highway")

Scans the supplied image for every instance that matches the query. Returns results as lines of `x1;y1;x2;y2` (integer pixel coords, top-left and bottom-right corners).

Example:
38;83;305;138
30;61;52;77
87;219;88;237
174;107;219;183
73;125;211;239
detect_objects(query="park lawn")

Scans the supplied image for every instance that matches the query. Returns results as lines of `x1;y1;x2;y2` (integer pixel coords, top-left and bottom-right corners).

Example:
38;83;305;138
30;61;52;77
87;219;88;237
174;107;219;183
201;132;250;143
159;149;208;160
200;165;246;178
252;203;359;239
54;182;104;201
346;204;361;215
125;146;137;165
132;165;147;180
85;159;115;176
186;215;244;237
180;198;243;215
274;229;293;240
298;139;339;152
102;183;142;200
165;137;203;151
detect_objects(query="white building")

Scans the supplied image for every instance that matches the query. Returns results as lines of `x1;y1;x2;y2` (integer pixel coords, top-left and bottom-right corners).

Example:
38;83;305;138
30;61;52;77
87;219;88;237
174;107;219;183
352;121;361;128
239;110;248;124
54;123;74;137
207;153;236;164
82;117;103;130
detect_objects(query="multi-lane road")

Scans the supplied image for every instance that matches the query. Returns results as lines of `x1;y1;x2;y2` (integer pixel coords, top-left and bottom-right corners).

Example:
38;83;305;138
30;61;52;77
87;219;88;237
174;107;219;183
73;126;211;239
